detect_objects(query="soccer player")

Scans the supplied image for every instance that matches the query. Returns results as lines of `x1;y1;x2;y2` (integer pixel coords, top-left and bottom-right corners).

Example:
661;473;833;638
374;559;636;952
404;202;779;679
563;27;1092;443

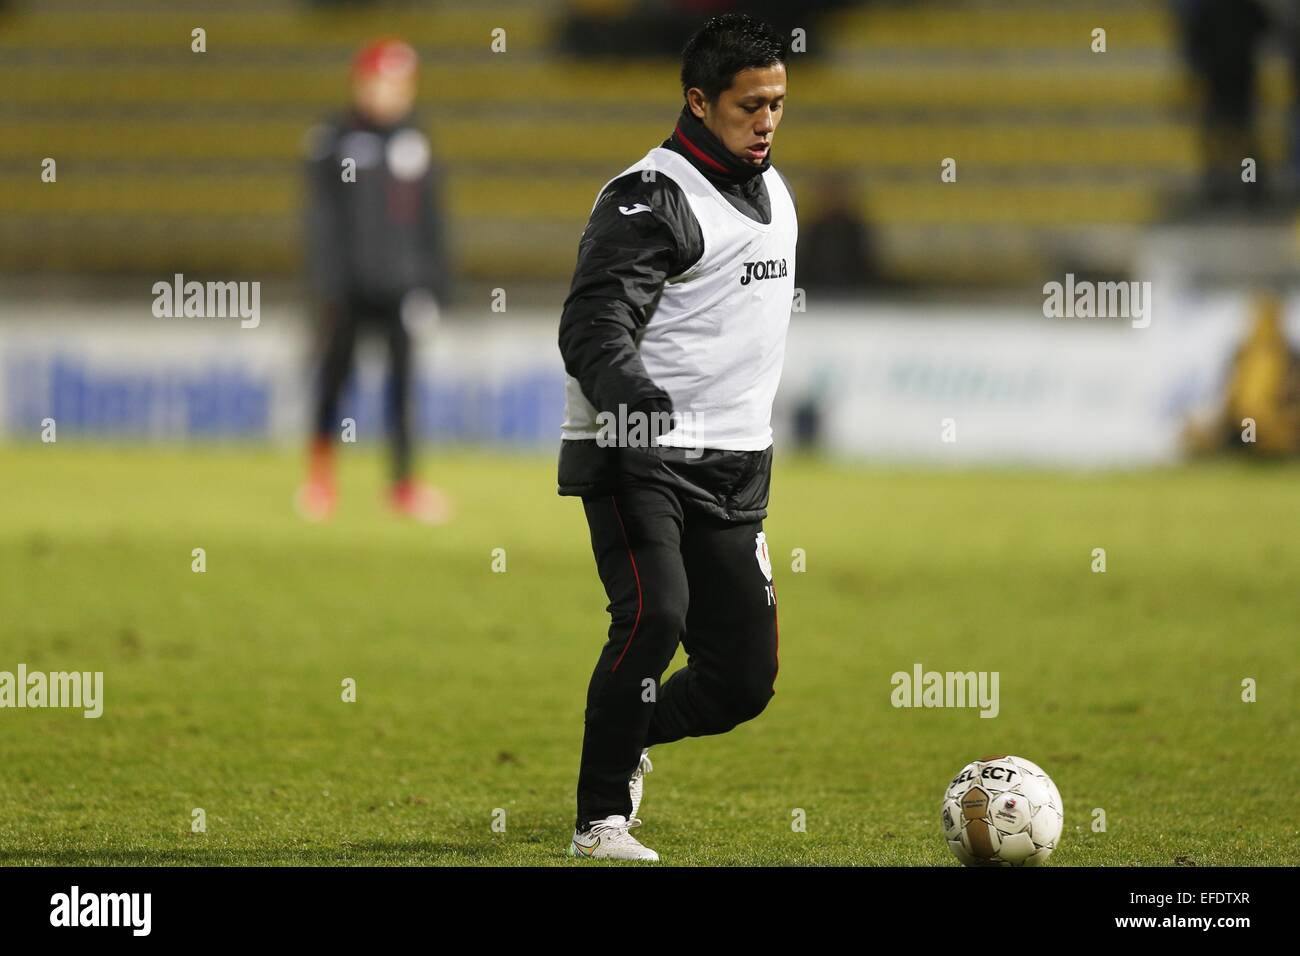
557;14;796;860
297;38;453;524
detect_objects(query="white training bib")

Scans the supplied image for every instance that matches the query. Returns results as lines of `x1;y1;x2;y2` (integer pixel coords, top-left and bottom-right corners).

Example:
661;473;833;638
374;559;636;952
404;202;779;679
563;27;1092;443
562;146;797;451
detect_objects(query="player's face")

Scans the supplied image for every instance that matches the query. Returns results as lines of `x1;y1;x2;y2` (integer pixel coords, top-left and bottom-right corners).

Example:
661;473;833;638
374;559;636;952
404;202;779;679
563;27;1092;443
353;71;417;126
690;63;787;167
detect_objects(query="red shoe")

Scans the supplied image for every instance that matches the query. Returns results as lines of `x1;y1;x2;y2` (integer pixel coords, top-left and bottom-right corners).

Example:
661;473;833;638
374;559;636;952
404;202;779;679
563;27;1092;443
295;477;337;522
390;478;453;525
295;439;337;521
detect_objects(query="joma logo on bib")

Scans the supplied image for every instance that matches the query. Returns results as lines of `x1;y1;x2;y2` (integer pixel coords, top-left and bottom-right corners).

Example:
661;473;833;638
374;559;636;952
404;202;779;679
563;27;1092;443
739;258;788;285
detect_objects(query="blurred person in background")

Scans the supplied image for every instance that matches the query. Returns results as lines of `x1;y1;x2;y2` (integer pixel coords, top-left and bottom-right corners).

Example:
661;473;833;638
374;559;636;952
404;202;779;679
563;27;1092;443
1258;0;1300;198
1218;295;1300;455
1175;0;1272;208
297;38;453;524
797;170;881;294
1184;293;1300;456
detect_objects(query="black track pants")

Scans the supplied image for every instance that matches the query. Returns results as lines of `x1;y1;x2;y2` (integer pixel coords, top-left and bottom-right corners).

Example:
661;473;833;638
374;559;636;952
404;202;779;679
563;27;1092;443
574;481;780;830
313;294;413;482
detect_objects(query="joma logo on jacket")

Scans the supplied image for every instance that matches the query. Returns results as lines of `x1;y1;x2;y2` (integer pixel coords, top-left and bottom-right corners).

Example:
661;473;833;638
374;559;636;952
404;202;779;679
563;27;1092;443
739;258;788;285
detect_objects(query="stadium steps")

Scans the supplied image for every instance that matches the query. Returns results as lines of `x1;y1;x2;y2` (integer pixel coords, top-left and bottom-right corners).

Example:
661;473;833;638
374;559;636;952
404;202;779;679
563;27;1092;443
5;59;1294;110
0;2;551;54
822;0;1178;55
11;115;1280;169
0;214;1079;286
0;0;1291;287
0;172;1170;224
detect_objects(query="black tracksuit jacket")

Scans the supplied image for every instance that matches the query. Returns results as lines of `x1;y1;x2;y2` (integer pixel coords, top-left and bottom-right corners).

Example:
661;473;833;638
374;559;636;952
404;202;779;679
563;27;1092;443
304;110;453;305
556;105;796;522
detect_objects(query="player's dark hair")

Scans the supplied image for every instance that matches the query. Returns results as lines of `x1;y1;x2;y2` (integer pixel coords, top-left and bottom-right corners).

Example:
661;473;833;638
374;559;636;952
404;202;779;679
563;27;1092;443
680;13;787;104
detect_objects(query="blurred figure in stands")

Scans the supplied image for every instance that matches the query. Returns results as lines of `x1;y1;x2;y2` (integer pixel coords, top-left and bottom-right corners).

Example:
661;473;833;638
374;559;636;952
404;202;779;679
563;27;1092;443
797;170;881;295
1184;293;1300;457
1175;0;1271;207
1258;0;1300;199
297;38;453;524
1220;295;1300;455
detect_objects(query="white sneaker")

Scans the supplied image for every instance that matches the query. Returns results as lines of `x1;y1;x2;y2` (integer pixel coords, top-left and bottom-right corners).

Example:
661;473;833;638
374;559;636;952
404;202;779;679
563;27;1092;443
629;750;653;824
568;815;659;861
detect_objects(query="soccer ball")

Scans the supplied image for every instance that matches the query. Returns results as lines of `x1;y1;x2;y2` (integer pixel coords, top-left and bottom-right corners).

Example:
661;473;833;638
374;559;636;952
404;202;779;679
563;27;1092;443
940;754;1063;866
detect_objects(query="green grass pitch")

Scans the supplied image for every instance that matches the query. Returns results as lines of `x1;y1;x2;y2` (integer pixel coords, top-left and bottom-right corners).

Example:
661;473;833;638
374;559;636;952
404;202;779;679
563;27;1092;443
1;444;1296;865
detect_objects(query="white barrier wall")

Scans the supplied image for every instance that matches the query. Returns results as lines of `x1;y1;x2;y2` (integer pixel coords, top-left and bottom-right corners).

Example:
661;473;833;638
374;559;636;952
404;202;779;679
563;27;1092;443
0;297;1290;464
0;304;563;447
779;299;1275;466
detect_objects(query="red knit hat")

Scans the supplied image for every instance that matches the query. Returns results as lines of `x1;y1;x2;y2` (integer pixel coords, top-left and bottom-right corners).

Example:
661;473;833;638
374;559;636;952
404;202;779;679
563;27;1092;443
351;38;418;81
